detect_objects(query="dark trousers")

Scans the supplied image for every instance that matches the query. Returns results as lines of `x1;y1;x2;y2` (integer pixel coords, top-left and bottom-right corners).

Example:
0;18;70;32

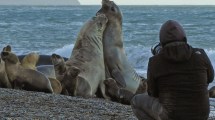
131;93;168;120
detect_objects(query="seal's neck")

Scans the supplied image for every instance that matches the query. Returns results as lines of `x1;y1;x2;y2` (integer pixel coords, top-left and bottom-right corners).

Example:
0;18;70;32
103;20;123;47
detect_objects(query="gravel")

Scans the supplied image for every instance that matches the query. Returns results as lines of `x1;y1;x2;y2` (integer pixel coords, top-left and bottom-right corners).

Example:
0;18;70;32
0;88;137;119
1;88;215;120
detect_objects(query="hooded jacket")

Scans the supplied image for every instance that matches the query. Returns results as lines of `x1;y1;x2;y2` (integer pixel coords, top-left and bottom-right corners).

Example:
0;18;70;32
147;20;214;120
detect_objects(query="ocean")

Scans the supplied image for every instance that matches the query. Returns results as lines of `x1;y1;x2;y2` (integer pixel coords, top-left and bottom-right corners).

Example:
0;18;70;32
0;5;214;84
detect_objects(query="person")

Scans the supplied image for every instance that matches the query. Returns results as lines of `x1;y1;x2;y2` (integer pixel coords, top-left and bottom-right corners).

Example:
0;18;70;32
131;20;214;120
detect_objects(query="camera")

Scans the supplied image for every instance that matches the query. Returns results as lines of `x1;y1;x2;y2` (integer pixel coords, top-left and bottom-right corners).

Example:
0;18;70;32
151;42;162;55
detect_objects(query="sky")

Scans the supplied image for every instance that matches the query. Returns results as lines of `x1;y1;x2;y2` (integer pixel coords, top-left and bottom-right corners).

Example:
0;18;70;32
79;0;215;5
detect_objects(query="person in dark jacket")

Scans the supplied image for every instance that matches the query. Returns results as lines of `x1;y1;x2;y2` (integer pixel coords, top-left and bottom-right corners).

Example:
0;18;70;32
131;20;214;120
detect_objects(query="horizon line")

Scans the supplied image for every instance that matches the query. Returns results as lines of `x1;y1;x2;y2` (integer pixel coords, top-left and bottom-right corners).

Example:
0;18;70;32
1;4;215;6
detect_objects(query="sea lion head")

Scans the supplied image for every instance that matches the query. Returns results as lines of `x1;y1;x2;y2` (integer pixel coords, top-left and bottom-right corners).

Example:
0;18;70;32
1;51;19;64
2;45;11;52
97;0;122;24
51;53;66;78
51;54;65;66
21;52;39;67
80;14;108;39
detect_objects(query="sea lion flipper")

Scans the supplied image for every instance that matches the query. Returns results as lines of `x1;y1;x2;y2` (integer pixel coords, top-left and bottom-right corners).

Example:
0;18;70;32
112;69;126;88
68;66;80;77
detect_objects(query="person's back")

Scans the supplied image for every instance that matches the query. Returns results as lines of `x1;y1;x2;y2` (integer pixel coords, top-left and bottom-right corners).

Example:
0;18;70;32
131;20;214;120
147;20;214;120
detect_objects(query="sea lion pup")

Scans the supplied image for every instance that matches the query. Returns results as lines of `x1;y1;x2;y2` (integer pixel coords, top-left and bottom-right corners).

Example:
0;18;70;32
51;53;69;95
36;65;56;79
1;51;53;93
0;57;12;88
18;55;68;66
21;52;39;70
20;53;62;94
51;54;67;82
97;0;146;95
0;45;12;88
59;14;109;98
20;52;55;78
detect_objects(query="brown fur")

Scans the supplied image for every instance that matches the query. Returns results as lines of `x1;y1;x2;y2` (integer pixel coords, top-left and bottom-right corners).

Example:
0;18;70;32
49;78;62;94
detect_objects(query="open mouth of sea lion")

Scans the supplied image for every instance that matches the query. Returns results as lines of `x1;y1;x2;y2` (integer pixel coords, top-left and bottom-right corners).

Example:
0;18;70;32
51;53;63;66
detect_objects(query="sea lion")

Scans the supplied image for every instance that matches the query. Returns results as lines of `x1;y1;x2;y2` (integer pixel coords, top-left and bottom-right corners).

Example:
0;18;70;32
20;53;62;94
0;57;12;88
0;45;12;88
48;77;62;94
97;0;145;94
19;54;67;79
51;54;69;95
18;55;68;66
21;52;39;70
1;51;53;93
51;54;67;82
58;14;109;98
36;65;56;79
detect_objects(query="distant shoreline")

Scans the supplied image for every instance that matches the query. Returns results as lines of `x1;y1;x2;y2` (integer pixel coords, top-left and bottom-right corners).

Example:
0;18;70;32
0;5;215;6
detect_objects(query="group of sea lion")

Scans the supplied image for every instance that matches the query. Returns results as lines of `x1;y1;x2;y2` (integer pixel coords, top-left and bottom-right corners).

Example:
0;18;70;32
0;45;54;93
0;0;147;104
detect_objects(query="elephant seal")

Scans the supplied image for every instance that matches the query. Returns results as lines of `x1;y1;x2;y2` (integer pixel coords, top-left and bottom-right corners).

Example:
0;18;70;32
58;14;109;98
1;51;53;93
21;52;39;70
97;0;144;94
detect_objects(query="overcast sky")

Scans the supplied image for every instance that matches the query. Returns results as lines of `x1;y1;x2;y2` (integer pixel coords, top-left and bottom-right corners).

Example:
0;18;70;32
79;0;215;5
0;0;215;5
